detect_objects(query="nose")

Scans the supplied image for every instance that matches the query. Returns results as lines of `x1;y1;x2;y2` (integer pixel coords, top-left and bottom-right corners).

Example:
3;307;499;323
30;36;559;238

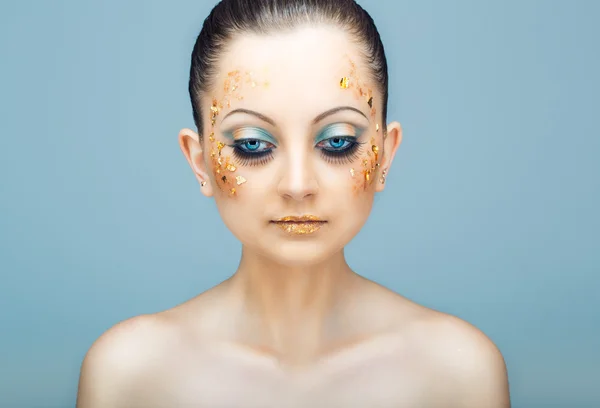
276;150;319;201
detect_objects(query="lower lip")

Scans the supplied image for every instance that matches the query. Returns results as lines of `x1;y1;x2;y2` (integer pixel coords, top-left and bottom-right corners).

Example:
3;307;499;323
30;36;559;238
272;221;326;235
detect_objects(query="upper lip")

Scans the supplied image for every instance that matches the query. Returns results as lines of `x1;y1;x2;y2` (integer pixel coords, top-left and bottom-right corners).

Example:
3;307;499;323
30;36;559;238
272;215;325;222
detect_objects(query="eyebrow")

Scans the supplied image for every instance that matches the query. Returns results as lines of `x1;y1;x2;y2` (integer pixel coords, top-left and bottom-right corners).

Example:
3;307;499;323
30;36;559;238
221;106;369;126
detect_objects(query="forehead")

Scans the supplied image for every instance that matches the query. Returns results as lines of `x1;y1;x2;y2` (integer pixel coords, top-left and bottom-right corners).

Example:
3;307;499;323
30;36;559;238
210;25;374;122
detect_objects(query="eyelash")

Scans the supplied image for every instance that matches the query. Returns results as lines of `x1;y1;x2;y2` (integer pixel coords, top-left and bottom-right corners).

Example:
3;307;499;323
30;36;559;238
229;136;364;166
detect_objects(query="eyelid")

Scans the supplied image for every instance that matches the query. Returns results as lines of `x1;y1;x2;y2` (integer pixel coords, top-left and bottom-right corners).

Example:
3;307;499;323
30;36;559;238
229;126;278;145
315;123;363;144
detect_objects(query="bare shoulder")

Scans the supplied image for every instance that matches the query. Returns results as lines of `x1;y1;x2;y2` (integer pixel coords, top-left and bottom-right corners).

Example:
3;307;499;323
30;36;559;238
359;280;510;407
409;310;511;407
76;313;178;408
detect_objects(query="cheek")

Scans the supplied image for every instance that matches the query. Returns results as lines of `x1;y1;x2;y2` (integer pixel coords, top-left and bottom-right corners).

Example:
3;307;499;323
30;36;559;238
206;134;247;197
347;134;381;194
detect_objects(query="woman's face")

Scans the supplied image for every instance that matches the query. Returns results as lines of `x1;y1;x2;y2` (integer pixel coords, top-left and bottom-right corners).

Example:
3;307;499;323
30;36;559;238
180;25;402;267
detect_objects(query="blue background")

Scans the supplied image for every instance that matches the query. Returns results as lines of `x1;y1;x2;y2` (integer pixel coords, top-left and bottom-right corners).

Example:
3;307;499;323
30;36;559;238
1;1;598;407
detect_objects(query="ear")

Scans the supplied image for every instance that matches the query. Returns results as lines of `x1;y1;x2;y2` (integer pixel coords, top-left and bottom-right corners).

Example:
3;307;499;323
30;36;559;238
375;121;403;193
178;128;214;197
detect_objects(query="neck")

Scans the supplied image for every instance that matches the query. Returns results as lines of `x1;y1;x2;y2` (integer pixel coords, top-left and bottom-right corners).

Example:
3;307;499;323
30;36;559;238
226;246;360;359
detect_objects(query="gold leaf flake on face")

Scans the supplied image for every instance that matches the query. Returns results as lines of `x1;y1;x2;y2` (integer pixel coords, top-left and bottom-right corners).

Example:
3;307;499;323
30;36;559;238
340;77;350;89
229;188;236;196
368;97;373;108
226;163;236;172
372;145;379;162
350;168;355;177
376;124;379;132
236;175;246;185
362;159;369;167
221;175;227;183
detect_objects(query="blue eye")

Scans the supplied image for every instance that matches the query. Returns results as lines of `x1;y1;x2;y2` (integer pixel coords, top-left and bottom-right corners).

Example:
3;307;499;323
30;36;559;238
316;136;356;152
237;139;271;153
226;126;277;166
325;137;351;150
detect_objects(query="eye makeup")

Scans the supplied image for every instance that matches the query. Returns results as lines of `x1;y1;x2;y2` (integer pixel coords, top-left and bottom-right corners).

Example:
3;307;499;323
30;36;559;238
315;123;365;165
223;126;277;167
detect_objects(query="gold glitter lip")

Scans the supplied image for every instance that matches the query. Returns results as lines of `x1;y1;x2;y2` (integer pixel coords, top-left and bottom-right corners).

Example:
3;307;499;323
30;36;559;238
271;215;326;235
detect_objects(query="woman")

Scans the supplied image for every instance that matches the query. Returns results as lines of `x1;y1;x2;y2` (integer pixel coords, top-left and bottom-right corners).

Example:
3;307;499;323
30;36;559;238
77;0;510;407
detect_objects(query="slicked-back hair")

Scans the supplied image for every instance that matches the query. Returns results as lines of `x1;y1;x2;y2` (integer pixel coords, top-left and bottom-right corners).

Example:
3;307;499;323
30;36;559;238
188;0;389;140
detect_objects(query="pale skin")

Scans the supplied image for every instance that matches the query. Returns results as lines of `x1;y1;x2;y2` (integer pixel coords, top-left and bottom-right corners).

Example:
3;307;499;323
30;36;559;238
76;25;510;408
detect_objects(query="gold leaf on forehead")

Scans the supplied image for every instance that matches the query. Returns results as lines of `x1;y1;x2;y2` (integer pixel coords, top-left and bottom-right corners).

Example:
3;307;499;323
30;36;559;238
371;107;376;117
236;175;247;185
376;124;380;132
209;133;215;142
368;97;373;108
340;77;350;89
224;79;230;92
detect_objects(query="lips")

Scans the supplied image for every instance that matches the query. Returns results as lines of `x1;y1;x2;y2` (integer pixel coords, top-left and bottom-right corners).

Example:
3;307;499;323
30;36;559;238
271;215;326;235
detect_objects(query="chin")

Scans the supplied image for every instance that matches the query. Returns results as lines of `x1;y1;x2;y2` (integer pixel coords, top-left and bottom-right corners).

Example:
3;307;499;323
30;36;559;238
255;239;342;268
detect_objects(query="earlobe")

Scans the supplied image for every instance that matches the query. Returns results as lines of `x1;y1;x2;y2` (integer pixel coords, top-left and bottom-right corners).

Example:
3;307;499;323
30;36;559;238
178;128;214;197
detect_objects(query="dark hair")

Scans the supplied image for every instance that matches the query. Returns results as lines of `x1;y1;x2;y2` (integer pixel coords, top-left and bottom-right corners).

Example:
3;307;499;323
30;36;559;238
188;0;388;139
